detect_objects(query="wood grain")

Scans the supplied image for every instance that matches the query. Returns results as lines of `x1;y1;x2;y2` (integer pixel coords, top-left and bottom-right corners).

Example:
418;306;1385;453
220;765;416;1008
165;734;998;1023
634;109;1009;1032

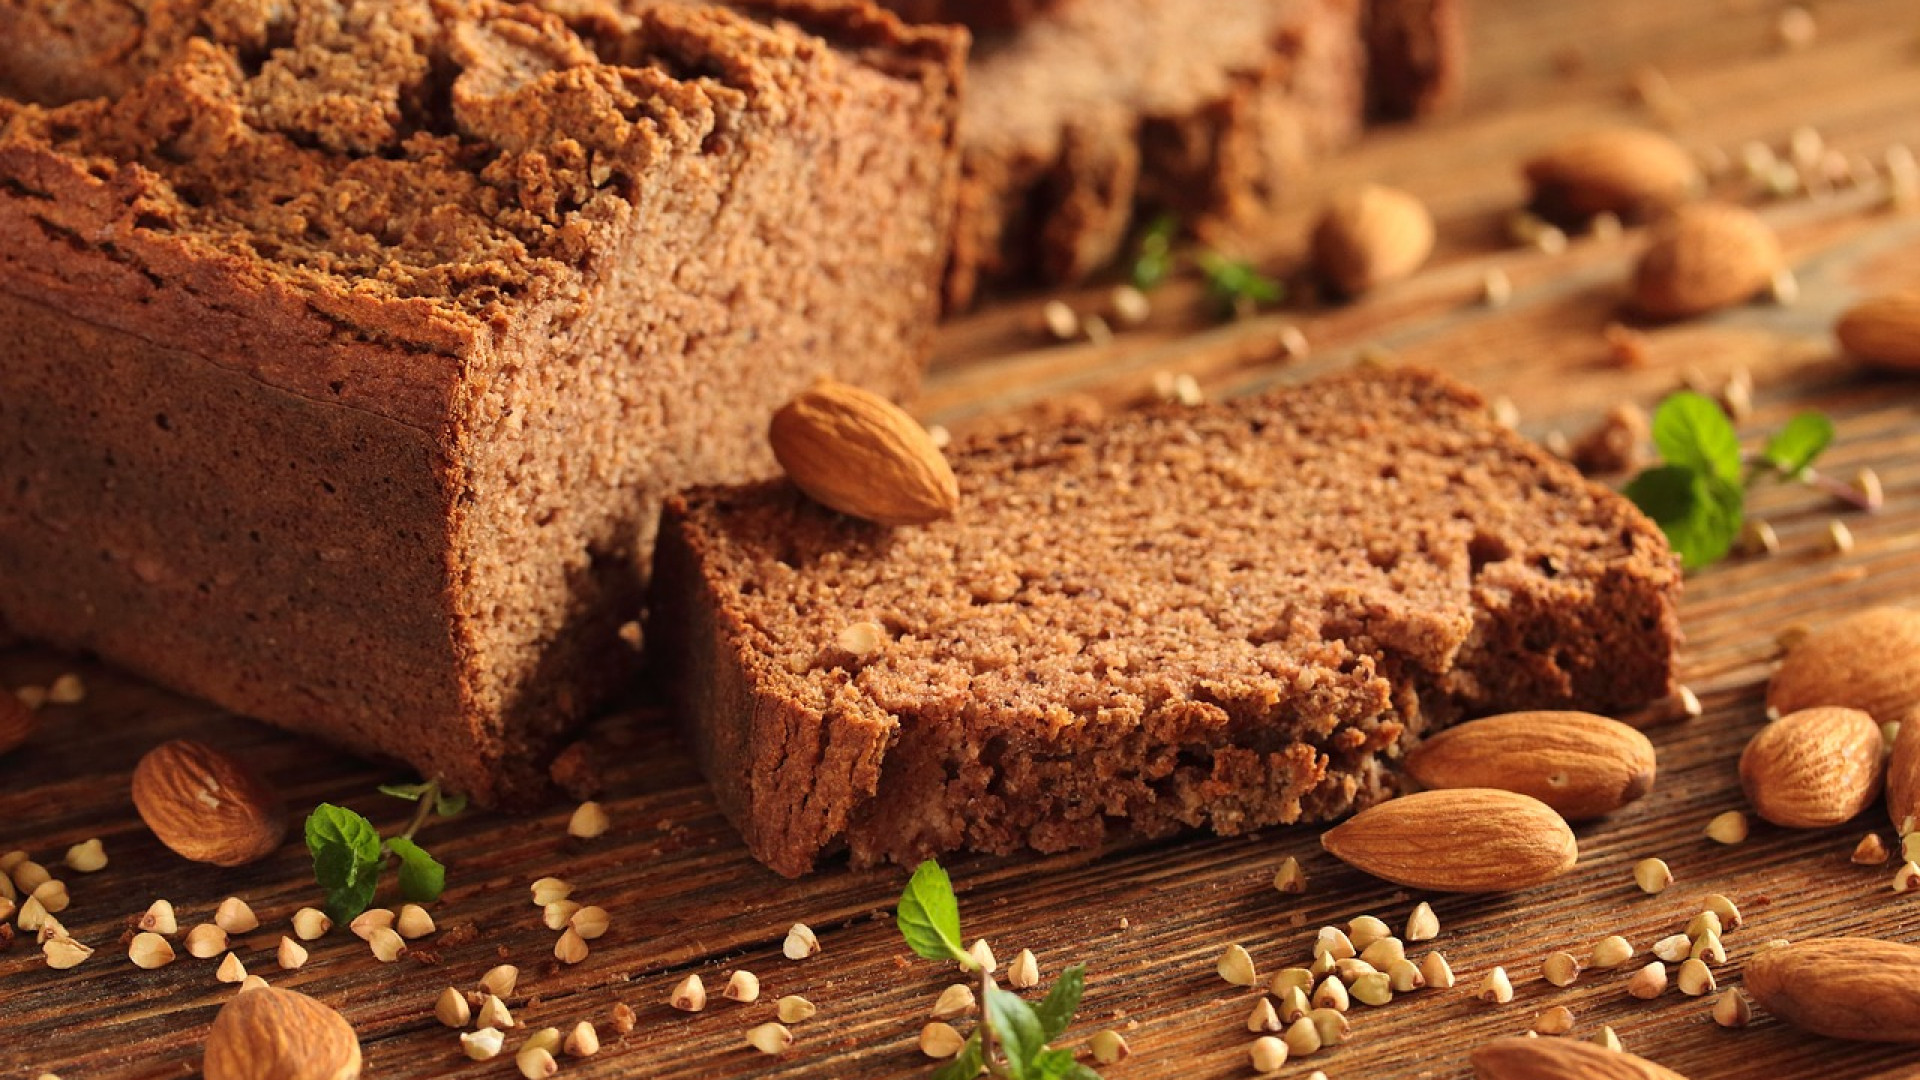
6;1;1920;1077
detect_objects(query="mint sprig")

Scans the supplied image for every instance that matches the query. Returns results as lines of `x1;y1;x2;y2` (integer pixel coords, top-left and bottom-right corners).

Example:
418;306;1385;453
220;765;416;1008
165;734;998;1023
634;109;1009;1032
305;779;462;920
1624;392;1854;571
896;860;1099;1079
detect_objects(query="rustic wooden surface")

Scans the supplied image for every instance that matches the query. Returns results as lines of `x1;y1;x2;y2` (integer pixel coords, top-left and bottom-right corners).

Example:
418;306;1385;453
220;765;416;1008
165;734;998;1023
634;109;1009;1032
7;1;1920;1077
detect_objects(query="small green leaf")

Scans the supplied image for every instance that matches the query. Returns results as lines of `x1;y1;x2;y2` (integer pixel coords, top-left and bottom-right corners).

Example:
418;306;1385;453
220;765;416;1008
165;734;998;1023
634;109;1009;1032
1130;215;1180;290
1034;964;1086;1041
1031;1048;1102;1080
1763;411;1834;476
386;836;445;903
931;1033;985;1080
1627;465;1742;571
896;860;972;967
1197;251;1284;316
433;789;468;818
305;804;382;922
984;983;1047;1080
377;780;436;802
1651;392;1742;485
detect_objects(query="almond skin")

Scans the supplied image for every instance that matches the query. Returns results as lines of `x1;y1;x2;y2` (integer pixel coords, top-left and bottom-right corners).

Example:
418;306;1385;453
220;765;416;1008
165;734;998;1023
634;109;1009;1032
1631;203;1780;318
1738;707;1884;828
769;379;959;527
131;740;287;867
1891;718;1920;833
1768;607;1920;725
1472;1036;1691;1080
1405;711;1656;820
1524;128;1703;220
1744;938;1920;1042
1836;290;1920;372
1312;184;1435;297
0;693;33;757
1321;789;1578;893
204;986;362;1080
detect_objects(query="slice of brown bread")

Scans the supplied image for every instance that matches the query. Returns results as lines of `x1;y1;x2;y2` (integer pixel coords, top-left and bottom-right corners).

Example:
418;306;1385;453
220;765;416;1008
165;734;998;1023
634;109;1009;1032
874;0;1465;304
653;366;1681;876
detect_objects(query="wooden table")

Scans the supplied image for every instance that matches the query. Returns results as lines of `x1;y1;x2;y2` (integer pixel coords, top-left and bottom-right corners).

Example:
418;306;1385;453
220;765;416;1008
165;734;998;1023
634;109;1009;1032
7;1;1920;1076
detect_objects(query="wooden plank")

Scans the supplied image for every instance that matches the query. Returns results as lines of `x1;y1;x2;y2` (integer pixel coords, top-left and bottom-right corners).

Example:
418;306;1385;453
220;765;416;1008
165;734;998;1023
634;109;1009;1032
6;0;1920;1077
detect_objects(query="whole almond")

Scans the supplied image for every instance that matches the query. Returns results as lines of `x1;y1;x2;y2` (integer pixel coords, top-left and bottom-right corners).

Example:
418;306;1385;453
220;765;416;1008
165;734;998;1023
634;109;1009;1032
1523;128;1703;220
203;986;362;1080
1631;203;1781;318
132;740;287;867
1471;1035;1690;1079
1836;291;1920;372
1770;607;1920;726
1739;707;1884;828
1891;719;1920;834
1405;711;1656;820
769;379;958;527
1744;938;1920;1042
0;693;33;757
1312;184;1435;297
1321;789;1577;892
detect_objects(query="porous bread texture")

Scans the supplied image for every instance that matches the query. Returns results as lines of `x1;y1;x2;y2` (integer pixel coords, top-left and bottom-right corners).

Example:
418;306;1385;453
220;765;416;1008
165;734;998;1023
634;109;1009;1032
0;0;963;804
654;366;1681;876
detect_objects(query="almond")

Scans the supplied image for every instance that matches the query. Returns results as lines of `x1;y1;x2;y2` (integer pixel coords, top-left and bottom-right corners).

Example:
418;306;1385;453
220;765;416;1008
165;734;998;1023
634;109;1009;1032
131;740;287;867
1631;203;1781;318
1404;711;1656;820
769;379;959;527
203;986;362;1080
1312;184;1435;297
1744;938;1920;1042
1523;128;1703;221
1836;290;1920;371
1739;707;1884;828
1320;789;1578;893
1770;607;1920;726
1470;1035;1690;1079
0;693;33;757
1891;720;1920;835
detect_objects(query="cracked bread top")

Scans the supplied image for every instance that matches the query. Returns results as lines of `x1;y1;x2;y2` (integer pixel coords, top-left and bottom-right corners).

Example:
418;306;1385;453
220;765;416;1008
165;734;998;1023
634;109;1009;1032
0;0;953;346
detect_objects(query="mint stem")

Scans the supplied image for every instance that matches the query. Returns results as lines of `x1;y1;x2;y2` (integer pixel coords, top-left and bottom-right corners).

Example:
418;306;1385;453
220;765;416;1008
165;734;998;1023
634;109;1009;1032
395;779;440;844
1799;468;1879;512
979;968;999;1076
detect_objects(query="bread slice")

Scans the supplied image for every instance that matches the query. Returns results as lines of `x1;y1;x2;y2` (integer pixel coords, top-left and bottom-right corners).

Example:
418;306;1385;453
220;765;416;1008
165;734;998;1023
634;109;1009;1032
874;0;1464;303
0;0;962;805
653;366;1681;876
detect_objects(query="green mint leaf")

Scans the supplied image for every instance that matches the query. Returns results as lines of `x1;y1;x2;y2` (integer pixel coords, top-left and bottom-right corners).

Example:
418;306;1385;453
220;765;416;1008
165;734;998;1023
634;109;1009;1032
433;789;468;818
896;860;971;967
984;983;1048;1080
1031;1048;1101;1080
1130;214;1179;290
305;804;382;922
1626;465;1742;570
1763;411;1834;476
1197;251;1283;316
1034;964;1086;1042
386;836;445;903
931;1033;985;1080
377;780;435;802
1651;391;1742;485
